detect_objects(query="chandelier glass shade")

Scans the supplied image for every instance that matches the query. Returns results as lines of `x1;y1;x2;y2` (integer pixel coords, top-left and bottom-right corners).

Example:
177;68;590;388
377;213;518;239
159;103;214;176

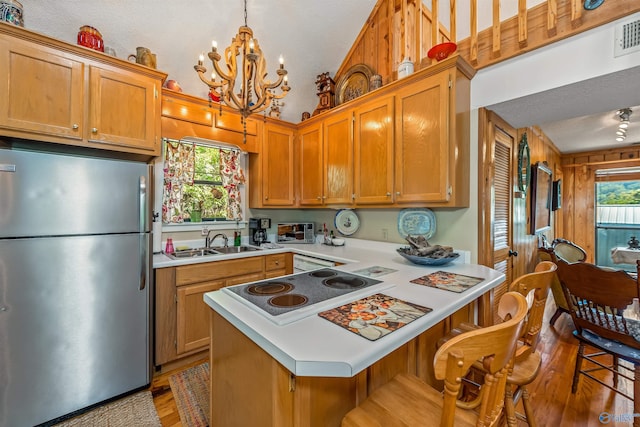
194;0;290;122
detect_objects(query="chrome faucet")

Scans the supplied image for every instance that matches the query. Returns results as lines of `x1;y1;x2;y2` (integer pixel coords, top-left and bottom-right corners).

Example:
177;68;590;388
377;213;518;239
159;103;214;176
205;231;228;248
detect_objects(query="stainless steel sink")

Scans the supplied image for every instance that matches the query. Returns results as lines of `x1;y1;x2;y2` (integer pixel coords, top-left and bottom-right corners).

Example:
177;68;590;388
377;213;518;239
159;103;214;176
165;247;220;259
211;245;262;254
165;245;262;259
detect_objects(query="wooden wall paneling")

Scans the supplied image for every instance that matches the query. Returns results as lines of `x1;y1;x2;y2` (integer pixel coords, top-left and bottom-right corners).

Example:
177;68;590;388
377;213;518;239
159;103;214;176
377;5;391;84
574;165;594;261
561;166;575;241
364;12;378;76
400;0;407;63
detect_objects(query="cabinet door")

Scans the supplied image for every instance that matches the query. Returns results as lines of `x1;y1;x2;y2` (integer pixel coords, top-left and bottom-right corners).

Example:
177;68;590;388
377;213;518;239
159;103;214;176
88;65;160;154
0;36;84;140
298;122;324;206
323;110;354;205
354;96;395;205
262;123;295;206
395;72;450;203
176;280;225;354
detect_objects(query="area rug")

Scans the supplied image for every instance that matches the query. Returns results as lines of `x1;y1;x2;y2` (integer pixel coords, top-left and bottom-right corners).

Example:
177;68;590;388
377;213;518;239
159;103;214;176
169;362;210;427
54;391;161;426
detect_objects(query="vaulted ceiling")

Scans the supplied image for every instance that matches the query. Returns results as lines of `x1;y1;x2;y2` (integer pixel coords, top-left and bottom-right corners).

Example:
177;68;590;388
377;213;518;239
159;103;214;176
17;0;640;154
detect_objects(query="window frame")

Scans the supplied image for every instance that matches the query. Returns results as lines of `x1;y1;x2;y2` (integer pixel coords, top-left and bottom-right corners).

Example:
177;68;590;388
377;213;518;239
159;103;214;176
156;137;248;232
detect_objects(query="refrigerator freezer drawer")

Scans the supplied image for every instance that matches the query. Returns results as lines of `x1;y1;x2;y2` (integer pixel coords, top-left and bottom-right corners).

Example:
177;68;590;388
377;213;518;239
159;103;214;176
0;233;151;426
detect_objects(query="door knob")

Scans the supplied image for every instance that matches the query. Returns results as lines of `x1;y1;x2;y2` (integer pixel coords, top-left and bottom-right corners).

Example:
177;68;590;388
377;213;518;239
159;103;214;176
508;250;518;257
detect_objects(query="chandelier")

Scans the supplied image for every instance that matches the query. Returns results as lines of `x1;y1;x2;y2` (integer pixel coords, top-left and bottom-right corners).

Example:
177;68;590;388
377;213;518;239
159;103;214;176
194;0;290;136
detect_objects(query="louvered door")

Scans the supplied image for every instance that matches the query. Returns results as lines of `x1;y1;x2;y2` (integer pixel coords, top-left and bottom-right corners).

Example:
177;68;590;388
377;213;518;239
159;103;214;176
490;115;516;324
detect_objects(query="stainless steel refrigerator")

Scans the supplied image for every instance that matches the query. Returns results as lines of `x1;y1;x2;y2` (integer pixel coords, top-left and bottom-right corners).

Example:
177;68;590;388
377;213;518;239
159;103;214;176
0;147;152;426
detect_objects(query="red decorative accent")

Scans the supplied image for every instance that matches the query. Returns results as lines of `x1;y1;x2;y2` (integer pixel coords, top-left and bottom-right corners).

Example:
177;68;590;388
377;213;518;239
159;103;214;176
77;25;104;52
427;42;457;61
208;91;220;102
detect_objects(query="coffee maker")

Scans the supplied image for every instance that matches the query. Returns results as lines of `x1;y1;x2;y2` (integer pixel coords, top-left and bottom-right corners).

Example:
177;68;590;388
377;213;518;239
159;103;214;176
249;217;271;245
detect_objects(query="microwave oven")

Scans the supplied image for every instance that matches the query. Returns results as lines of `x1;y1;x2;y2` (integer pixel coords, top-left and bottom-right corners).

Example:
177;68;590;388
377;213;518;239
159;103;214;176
276;222;315;244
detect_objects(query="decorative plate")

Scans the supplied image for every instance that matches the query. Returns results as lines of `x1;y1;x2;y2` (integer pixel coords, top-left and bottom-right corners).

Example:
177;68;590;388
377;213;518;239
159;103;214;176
397;249;460;266
335;64;374;106
397;208;436;240
583;0;604;10
335;209;360;236
427;42;457;61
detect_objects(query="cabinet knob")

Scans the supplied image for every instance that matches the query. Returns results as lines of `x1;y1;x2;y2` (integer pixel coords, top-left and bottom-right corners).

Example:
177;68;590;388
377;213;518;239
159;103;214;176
396;191;401;196
72;124;79;130
275;260;280;265
386;192;391;197
265;196;269;200
91;127;98;133
317;196;321;200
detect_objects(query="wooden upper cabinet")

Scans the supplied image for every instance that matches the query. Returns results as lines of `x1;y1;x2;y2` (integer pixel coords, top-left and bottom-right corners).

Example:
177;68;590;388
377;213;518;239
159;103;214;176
0;35;85;141
323;110;354;205
395;71;450;203
160;91;260;153
354;96;395;205
88;66;159;153
262;122;295;206
0;24;166;157
298;121;324;206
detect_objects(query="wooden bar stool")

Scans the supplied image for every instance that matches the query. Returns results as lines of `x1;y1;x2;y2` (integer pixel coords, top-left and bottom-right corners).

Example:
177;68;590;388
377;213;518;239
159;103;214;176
341;291;529;427
436;261;557;426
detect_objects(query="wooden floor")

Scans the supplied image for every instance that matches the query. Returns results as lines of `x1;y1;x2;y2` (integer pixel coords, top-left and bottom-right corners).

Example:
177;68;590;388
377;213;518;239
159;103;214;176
150;358;206;427
150;297;635;427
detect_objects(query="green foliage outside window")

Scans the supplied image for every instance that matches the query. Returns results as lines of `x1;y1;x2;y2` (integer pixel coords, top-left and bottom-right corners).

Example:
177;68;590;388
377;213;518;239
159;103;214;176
182;145;228;221
597;181;640;205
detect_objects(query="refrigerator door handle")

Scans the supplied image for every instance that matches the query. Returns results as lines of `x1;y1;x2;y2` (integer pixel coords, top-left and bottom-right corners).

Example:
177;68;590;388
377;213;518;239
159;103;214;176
139;175;147;290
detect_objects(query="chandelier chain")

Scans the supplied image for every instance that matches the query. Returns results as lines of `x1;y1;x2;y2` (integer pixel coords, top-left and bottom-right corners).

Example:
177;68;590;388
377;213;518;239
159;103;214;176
244;0;248;27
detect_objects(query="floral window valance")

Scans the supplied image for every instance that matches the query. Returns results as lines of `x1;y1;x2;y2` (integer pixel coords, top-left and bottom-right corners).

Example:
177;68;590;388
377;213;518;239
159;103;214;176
161;139;246;223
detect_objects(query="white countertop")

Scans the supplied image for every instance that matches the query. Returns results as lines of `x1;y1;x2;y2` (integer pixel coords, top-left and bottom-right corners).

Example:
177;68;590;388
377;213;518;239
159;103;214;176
160;238;504;378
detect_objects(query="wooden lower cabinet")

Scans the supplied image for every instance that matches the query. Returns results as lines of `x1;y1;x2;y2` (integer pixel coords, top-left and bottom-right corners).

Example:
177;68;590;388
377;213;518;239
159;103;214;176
209;300;475;427
176;280;225;354
155;253;293;368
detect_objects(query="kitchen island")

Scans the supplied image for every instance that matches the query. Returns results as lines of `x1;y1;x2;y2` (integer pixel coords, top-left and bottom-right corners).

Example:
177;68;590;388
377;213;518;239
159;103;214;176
203;238;504;427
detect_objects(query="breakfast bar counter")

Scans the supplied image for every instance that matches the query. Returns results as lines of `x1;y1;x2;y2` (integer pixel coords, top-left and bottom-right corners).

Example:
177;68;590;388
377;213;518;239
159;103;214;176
202;238;504;427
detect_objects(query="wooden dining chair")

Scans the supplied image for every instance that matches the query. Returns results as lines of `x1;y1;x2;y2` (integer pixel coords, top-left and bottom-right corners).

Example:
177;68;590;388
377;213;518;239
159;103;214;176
554;257;640;427
437;262;557;426
538;238;587;326
341;291;529;427
503;261;557;427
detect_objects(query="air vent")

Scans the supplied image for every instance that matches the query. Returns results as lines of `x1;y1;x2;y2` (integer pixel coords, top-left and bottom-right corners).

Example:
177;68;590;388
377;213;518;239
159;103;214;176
615;16;640;57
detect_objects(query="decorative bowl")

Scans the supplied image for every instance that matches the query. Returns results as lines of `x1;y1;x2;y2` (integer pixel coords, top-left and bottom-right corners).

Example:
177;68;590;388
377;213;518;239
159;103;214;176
396;248;460;266
427;42;457;61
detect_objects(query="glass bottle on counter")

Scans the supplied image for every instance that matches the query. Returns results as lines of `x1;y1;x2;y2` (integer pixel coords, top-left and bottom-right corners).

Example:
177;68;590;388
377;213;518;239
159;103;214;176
165;238;174;254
